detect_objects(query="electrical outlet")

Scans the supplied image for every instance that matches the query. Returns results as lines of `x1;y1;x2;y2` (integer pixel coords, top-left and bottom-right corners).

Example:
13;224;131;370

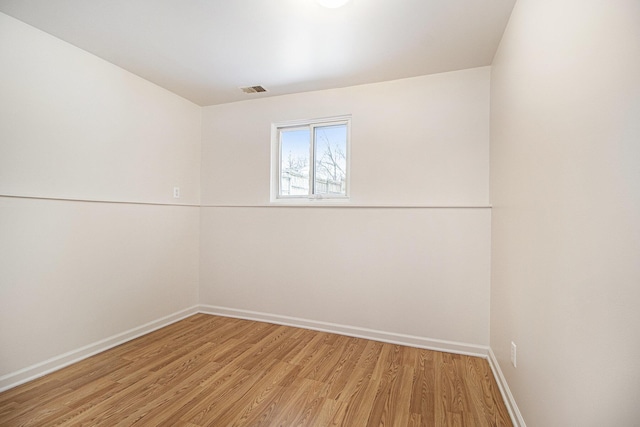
173;187;180;198
510;341;517;368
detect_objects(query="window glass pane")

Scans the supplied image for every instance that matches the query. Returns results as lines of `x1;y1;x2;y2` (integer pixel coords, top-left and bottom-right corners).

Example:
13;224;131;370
314;124;347;196
280;128;310;196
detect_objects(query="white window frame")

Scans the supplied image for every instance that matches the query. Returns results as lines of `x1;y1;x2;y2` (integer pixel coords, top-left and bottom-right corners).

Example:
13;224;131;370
271;115;351;203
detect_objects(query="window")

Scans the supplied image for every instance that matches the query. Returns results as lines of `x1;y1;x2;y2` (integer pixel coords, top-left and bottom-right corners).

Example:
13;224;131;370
272;116;350;201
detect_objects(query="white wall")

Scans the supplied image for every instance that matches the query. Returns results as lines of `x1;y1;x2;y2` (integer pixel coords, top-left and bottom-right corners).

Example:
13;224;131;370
0;13;201;385
490;0;640;425
202;67;490;207
0;13;201;204
0;198;200;377
200;68;492;348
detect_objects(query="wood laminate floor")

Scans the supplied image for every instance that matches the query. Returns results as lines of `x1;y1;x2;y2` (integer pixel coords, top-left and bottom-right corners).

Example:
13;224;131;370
0;314;512;426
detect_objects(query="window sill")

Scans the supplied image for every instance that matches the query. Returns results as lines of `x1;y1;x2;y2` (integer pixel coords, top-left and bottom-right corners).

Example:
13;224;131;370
269;196;351;206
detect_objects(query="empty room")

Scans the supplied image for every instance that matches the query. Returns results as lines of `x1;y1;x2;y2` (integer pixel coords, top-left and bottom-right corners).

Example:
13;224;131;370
0;0;638;425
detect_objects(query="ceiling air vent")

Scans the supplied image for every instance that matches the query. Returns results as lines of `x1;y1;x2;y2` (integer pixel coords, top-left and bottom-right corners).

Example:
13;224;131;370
240;85;267;94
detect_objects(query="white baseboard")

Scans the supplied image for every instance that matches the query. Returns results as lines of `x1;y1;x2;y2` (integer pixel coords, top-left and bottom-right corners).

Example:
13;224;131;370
0;305;199;392
487;348;526;427
198;304;489;358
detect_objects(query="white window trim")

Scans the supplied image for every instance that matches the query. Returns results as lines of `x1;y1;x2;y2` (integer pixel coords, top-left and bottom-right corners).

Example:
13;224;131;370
270;115;351;204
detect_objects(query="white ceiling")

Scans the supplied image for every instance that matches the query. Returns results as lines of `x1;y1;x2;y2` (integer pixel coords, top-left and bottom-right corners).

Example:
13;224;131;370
0;0;515;106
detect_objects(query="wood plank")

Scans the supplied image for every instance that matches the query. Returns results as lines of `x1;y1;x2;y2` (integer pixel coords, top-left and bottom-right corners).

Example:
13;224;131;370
0;314;512;426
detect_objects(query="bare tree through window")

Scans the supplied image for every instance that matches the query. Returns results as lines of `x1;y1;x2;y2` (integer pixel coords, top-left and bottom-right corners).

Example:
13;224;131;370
276;118;349;198
314;125;347;195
